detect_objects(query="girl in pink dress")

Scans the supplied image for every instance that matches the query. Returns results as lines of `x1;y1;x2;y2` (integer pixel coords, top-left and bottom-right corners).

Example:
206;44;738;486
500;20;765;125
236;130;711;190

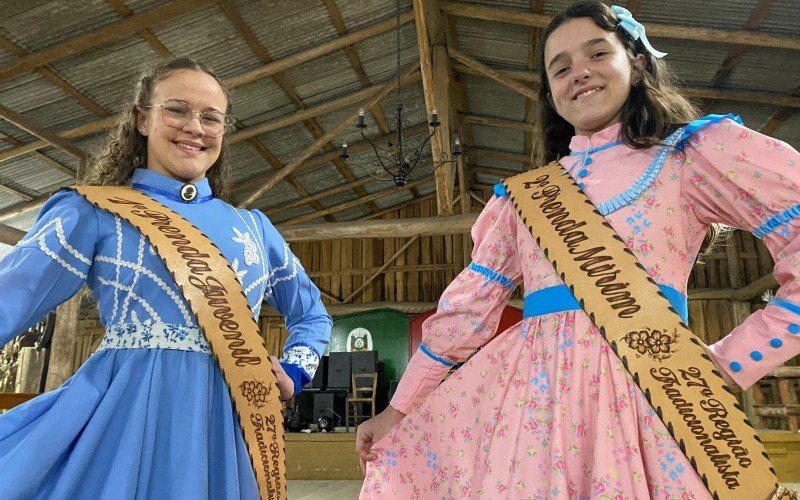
357;2;800;498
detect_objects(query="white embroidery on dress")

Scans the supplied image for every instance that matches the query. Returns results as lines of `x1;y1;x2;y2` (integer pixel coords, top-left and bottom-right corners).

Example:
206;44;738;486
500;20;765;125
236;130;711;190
231;258;248;282
110;216;123;324
246;243;299;296
95;254;193;326
232;227;260;267
282;345;320;378
96;322;210;354
119;234;146;324
97;276;161;323
19;217;92;280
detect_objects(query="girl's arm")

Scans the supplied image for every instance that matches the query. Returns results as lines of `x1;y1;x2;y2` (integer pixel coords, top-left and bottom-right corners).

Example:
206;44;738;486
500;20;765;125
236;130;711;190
390;194;522;414
683;116;800;389
0;191;97;347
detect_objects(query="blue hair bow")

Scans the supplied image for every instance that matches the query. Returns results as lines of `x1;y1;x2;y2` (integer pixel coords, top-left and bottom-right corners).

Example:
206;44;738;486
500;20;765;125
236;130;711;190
610;5;667;58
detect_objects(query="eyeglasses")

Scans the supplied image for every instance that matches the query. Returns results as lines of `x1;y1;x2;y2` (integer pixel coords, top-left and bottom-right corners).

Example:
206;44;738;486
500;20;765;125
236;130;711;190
143;99;231;138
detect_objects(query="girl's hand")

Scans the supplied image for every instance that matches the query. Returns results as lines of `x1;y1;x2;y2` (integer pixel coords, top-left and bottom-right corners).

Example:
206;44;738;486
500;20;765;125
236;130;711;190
269;356;295;401
699;342;739;389
355;405;406;474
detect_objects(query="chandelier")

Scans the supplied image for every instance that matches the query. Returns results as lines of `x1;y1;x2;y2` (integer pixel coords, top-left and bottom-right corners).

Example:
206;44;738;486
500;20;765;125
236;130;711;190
340;0;460;187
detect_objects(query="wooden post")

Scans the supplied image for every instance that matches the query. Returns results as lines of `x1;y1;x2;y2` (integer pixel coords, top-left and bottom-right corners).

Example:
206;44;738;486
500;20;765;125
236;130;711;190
413;0;455;216
44;292;83;391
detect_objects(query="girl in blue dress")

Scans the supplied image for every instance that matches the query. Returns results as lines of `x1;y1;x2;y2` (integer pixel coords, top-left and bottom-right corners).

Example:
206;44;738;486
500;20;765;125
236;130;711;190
0;57;332;499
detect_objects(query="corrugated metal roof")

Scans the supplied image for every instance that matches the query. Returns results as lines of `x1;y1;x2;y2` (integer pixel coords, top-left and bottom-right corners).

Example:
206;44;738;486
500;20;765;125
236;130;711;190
0;0;797;231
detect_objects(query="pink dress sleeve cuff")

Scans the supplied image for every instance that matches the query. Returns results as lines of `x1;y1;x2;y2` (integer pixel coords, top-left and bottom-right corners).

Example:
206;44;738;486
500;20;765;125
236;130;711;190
709;302;800;390
389;348;453;415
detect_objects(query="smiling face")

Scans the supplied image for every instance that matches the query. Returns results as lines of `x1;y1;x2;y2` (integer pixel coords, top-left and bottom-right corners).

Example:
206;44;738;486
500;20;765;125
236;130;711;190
543;18;643;137
136;69;228;183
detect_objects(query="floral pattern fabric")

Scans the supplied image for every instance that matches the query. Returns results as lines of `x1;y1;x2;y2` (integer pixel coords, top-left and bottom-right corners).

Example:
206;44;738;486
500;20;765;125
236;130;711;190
362;118;800;499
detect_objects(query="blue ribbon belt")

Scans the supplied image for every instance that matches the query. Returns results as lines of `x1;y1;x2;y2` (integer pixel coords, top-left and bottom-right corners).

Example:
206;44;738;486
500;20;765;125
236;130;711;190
523;283;688;323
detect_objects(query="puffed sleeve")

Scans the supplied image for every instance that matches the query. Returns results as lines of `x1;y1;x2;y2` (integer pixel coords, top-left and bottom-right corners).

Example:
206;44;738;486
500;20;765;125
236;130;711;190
390;193;522;414
0;190;98;347
254;210;332;397
681;116;800;389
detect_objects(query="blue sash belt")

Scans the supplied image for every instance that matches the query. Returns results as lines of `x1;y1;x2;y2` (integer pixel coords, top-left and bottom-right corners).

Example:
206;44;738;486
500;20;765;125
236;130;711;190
523;283;688;323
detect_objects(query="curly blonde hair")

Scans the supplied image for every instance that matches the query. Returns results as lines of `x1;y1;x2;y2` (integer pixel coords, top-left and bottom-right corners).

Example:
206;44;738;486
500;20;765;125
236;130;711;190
80;57;233;200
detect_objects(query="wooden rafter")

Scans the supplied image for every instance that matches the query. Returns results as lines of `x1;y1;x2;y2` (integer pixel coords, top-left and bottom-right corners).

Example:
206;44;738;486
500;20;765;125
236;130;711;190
0;131;73;181
0;73;423;220
244;135;335;222
279;212;478;241
263;176;372;217
523;0;544;158
452;62;800;108
280;175;432;226
704;0;774;112
0;221;26;245
237;60;421;208
442;7;475;267
0;104;85;160
0;12;412;165
105;0;172;57
461;114;533;131
230;122;429;200
0;0;214;81
217;0;341;219
0;35;110;117
448;48;536;101
760;84;800;135
413;0;455;216
440;2;800;50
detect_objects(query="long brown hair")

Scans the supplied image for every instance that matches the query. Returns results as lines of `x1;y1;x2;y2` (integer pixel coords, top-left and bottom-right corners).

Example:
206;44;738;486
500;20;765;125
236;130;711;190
80;57;233;200
531;1;699;165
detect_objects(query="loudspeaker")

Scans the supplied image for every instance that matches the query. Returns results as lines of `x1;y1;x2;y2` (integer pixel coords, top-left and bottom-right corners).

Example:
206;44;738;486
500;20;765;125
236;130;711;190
327;351;351;389
350;350;378;375
312;390;347;425
307;355;328;390
293;390;315;427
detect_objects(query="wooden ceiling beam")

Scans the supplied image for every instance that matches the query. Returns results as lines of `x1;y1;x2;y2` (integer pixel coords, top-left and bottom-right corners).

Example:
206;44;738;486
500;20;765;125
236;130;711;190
523;0;544;158
709;0;774;87
0;13;413;164
0;0;214;81
279;175;432;226
263;176;372;217
229;122;429;199
0;221;25;246
322;0;391;135
759;83;800;135
237;60;420;208
0;75;423;221
461;113;532;131
279;212;478;241
440;2;800;50
218;0;344;219
448;48;536;101
413;0;454;216
452;62;800;108
0;34;110;118
106;0;173;58
0;104;85;161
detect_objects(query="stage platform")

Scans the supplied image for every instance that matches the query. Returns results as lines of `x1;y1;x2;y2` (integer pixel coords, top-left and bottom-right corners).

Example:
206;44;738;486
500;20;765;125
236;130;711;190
287;429;800;482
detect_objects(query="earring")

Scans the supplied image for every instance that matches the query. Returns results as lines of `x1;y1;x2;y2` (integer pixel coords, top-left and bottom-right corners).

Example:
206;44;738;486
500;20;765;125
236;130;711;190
139;128;146;135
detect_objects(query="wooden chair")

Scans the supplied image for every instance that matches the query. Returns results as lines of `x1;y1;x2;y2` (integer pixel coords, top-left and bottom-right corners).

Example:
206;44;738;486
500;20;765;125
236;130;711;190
751;367;800;430
345;373;378;432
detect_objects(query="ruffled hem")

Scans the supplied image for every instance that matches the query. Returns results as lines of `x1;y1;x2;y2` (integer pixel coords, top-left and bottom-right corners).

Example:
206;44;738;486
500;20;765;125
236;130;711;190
753;203;800;238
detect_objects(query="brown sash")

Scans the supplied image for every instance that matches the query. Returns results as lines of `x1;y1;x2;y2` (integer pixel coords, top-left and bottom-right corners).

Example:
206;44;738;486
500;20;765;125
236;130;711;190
504;163;779;499
72;186;286;499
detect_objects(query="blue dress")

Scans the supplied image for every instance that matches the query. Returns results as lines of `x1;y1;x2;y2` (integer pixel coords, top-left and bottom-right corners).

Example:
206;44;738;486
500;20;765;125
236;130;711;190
0;168;332;499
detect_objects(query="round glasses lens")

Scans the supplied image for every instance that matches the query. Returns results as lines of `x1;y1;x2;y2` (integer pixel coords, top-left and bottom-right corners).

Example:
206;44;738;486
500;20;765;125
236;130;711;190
159;101;227;137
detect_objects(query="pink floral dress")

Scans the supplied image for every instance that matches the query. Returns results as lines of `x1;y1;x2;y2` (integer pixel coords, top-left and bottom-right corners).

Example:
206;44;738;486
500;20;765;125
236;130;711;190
361;116;800;499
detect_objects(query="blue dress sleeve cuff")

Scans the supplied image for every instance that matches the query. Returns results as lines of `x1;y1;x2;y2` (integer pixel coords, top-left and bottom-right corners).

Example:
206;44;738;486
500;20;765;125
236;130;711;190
675;113;743;151
280;361;311;399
